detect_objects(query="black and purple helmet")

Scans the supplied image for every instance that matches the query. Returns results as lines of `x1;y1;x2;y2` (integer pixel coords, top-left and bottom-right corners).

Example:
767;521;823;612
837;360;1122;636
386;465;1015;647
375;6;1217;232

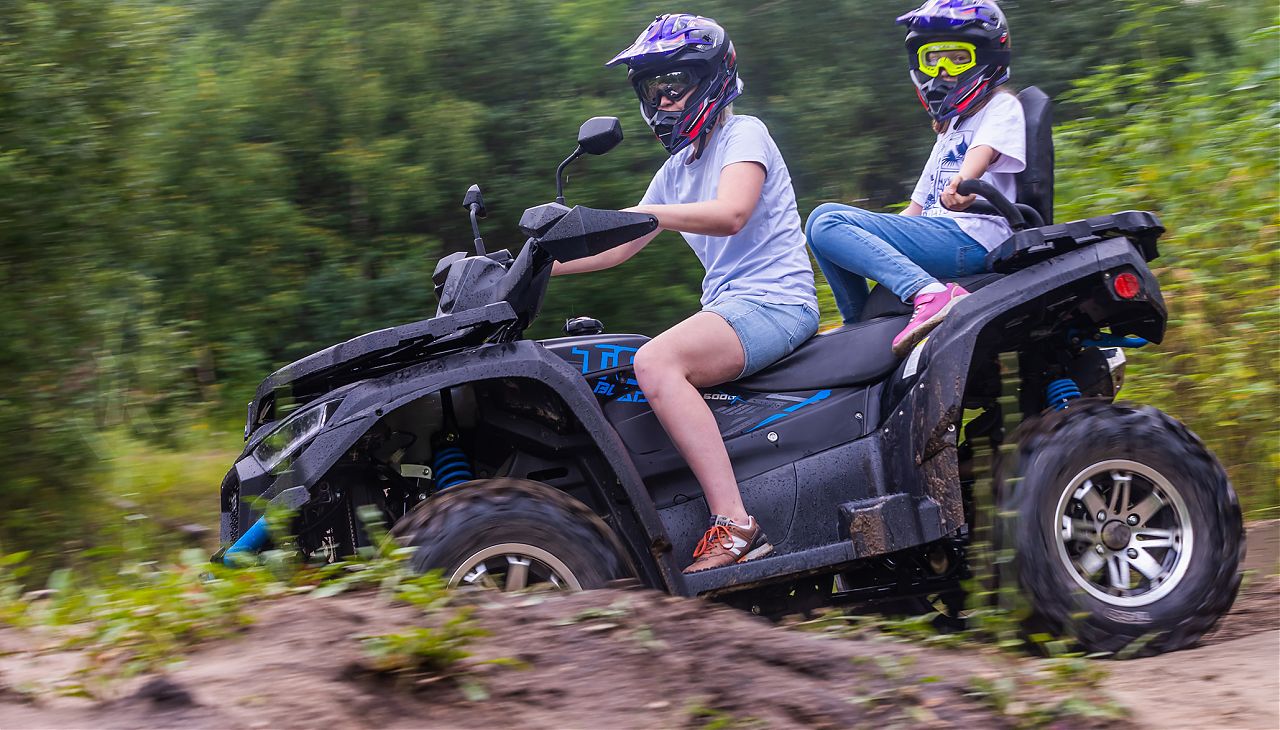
606;14;742;155
897;0;1011;124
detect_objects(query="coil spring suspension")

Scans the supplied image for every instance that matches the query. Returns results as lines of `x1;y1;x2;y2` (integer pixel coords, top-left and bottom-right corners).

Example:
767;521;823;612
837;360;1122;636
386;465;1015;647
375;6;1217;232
433;439;473;490
1046;378;1082;411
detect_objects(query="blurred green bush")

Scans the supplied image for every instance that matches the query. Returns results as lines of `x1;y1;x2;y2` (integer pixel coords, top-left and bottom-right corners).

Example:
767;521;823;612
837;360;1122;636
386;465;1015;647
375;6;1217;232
0;1;1274;563
1052;27;1279;508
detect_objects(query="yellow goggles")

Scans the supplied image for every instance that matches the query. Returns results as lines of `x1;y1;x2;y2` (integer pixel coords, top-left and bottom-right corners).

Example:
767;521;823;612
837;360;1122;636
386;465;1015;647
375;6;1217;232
915;41;978;78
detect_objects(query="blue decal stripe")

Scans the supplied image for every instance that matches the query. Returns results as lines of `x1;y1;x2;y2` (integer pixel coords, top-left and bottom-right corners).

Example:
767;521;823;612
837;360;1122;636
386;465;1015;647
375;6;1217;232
744;390;832;433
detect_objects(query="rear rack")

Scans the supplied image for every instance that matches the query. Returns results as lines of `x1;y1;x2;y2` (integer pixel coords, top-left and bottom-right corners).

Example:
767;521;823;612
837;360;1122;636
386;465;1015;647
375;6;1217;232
986;210;1164;273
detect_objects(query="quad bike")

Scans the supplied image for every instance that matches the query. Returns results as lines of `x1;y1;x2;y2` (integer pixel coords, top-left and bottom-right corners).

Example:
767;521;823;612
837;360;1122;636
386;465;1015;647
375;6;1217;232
215;89;1243;656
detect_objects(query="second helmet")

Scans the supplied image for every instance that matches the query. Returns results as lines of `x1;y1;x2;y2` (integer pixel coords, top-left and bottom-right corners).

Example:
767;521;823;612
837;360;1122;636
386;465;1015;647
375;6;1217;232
898;0;1011;124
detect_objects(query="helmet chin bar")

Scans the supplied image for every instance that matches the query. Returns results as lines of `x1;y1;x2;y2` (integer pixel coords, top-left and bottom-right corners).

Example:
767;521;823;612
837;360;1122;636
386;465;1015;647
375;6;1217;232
913;63;1007;122
641;103;704;156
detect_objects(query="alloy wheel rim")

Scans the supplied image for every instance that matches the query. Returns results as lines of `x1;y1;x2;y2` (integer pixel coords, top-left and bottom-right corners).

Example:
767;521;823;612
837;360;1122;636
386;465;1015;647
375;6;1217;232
448;542;582;592
1053;459;1192;607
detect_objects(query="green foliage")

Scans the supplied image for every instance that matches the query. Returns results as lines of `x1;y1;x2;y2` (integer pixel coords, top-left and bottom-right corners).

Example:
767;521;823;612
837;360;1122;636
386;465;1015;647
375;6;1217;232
359;614;485;676
1053;25;1280;508
0;0;1274;564
0;507;483;695
32;551;281;684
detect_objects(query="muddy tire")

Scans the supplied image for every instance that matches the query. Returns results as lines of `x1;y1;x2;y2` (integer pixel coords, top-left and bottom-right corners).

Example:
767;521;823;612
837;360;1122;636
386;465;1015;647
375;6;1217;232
391;478;630;591
998;401;1244;657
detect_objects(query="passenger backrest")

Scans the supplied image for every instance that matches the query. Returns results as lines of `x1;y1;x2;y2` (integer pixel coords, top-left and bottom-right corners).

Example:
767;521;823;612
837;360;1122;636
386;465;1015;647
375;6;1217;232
1017;86;1054;226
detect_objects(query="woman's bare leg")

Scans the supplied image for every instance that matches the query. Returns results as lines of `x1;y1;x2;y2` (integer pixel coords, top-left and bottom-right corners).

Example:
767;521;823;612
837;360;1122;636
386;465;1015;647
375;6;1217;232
632;311;748;523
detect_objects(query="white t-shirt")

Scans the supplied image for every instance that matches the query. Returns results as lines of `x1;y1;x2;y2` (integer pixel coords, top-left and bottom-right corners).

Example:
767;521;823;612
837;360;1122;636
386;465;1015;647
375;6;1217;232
910;92;1026;250
639;114;817;311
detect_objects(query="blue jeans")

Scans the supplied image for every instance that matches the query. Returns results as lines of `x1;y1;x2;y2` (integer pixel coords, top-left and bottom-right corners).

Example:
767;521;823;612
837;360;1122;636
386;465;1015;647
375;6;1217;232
805;203;991;324
704;297;820;379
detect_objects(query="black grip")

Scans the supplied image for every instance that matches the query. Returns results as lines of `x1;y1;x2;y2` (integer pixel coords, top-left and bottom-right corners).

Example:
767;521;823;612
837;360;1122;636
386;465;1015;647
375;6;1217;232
954;178;1026;231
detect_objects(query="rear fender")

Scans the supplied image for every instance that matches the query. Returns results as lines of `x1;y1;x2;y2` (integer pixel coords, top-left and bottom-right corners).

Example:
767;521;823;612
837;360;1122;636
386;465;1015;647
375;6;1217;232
884;237;1167;537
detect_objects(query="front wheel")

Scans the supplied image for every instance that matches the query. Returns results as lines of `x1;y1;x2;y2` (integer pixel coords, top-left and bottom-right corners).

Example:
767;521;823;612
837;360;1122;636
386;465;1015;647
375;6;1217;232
999;401;1244;656
391;478;631;591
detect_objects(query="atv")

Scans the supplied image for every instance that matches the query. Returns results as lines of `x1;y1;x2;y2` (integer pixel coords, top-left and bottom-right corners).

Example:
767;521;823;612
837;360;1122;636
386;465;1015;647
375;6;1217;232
215;89;1243;656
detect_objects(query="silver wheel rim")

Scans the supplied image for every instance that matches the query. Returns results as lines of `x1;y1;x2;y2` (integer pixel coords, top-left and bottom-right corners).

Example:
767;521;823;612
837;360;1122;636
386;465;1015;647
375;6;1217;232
1053;459;1192;607
448;542;582;592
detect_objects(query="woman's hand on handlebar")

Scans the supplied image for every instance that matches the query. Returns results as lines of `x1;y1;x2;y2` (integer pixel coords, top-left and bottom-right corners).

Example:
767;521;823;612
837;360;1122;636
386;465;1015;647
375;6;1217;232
551;220;661;276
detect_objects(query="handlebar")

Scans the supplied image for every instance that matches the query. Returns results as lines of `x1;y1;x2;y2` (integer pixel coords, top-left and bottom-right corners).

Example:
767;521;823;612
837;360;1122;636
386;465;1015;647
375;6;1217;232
953;179;1027;231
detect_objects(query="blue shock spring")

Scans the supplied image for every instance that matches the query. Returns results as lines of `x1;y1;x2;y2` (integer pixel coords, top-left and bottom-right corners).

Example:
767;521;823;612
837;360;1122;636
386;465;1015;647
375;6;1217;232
1046;378;1082;411
433;444;473;490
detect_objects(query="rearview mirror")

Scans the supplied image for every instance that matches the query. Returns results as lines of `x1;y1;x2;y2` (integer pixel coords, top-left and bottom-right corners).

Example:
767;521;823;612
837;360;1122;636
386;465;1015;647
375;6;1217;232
577;116;623;155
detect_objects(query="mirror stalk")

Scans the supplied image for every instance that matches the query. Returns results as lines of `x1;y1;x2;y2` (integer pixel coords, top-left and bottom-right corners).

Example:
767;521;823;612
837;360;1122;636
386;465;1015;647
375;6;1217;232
555;146;585;206
469;205;486;255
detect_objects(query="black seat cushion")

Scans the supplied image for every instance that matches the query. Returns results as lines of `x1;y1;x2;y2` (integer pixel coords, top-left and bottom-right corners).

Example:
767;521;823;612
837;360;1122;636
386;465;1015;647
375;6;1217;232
859;272;1006;321
733;315;906;392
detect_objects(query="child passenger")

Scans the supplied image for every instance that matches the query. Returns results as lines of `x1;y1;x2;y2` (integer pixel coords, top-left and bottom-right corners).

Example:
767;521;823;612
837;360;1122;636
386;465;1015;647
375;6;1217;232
806;0;1025;356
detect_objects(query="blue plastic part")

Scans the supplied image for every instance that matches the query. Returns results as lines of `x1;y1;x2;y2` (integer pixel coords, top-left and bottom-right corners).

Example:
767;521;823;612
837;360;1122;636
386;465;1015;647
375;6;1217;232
433;445;473;490
223;516;269;560
1046;378;1082;411
1081;334;1149;348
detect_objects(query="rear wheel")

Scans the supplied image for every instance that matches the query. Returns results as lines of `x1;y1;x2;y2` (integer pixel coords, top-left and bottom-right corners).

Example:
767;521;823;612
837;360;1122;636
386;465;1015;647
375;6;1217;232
999;401;1243;656
391;478;630;591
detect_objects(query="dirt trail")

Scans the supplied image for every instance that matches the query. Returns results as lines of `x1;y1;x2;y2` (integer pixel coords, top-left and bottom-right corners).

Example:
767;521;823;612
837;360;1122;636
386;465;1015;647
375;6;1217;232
1;521;1275;730
1104;519;1280;730
0;590;1104;729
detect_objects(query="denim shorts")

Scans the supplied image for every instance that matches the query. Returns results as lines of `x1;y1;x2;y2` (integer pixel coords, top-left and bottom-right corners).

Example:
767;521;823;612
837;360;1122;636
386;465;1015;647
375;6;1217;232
704;297;820;379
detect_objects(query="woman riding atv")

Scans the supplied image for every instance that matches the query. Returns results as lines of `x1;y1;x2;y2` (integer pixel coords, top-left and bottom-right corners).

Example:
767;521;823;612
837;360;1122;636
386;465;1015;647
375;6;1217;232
553;13;819;574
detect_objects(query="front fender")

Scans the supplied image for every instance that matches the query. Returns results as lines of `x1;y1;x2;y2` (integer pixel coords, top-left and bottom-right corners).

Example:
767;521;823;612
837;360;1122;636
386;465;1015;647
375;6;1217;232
225;339;682;590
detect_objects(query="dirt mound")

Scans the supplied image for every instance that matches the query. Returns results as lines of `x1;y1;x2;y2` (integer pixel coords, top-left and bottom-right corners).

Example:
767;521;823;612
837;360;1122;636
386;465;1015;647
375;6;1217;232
1;521;1275;730
1;588;1111;730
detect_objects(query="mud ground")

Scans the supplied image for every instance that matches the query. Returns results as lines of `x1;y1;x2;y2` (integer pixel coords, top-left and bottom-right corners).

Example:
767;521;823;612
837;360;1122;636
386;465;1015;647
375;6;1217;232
1;520;1275;730
1104;518;1279;730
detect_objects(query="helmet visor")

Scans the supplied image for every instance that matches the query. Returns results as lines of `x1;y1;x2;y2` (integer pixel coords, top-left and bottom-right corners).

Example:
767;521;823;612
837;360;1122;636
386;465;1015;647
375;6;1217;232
636;69;703;108
896;1;1003;29
915;41;978;78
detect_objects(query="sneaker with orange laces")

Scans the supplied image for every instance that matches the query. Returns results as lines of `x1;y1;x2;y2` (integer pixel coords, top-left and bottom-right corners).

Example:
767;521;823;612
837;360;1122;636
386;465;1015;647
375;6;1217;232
891;283;970;358
683;515;773;574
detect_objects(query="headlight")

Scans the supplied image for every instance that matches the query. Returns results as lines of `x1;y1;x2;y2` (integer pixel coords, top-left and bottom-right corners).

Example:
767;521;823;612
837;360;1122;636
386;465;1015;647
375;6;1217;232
253;399;342;472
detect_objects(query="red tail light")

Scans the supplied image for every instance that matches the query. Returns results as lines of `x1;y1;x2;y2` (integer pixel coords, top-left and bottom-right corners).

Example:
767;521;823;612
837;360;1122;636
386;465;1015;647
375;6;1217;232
1113;272;1142;299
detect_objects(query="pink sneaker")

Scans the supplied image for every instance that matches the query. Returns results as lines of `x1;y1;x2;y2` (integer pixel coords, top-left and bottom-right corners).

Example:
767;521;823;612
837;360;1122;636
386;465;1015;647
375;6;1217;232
891;284;970;357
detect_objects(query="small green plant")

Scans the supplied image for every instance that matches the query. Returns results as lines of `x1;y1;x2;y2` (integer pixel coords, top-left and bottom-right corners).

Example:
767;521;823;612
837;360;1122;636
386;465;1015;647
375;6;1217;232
37;551;282;685
685;703;764;730
308;505;419;599
359;612;487;676
0;550;33;625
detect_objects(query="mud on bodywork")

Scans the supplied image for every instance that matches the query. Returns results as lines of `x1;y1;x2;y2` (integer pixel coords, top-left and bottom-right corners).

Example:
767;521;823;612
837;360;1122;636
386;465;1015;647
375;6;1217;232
879;236;1168;543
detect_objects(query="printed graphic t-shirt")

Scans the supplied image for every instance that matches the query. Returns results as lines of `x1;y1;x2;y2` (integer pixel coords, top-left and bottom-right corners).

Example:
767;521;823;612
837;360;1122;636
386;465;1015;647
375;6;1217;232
639;114;817;311
910;92;1026;251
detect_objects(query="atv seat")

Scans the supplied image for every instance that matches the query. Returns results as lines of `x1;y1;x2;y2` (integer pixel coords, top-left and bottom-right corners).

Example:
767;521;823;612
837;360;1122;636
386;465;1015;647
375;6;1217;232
735;315;905;392
736;272;1005;392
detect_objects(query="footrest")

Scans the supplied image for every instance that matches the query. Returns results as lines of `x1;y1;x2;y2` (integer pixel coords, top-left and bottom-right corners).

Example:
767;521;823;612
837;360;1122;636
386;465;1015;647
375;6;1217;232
838;494;945;559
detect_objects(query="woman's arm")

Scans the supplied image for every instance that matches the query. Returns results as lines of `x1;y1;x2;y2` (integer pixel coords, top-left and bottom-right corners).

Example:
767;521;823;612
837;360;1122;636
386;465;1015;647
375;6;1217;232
900;201;924;216
552;225;662;275
941;144;999;211
639;161;766;236
553;160;766;276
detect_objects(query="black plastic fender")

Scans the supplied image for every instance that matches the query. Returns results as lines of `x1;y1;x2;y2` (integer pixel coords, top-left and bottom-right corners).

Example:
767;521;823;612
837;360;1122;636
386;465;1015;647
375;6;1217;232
239;339;681;591
883;237;1168;538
